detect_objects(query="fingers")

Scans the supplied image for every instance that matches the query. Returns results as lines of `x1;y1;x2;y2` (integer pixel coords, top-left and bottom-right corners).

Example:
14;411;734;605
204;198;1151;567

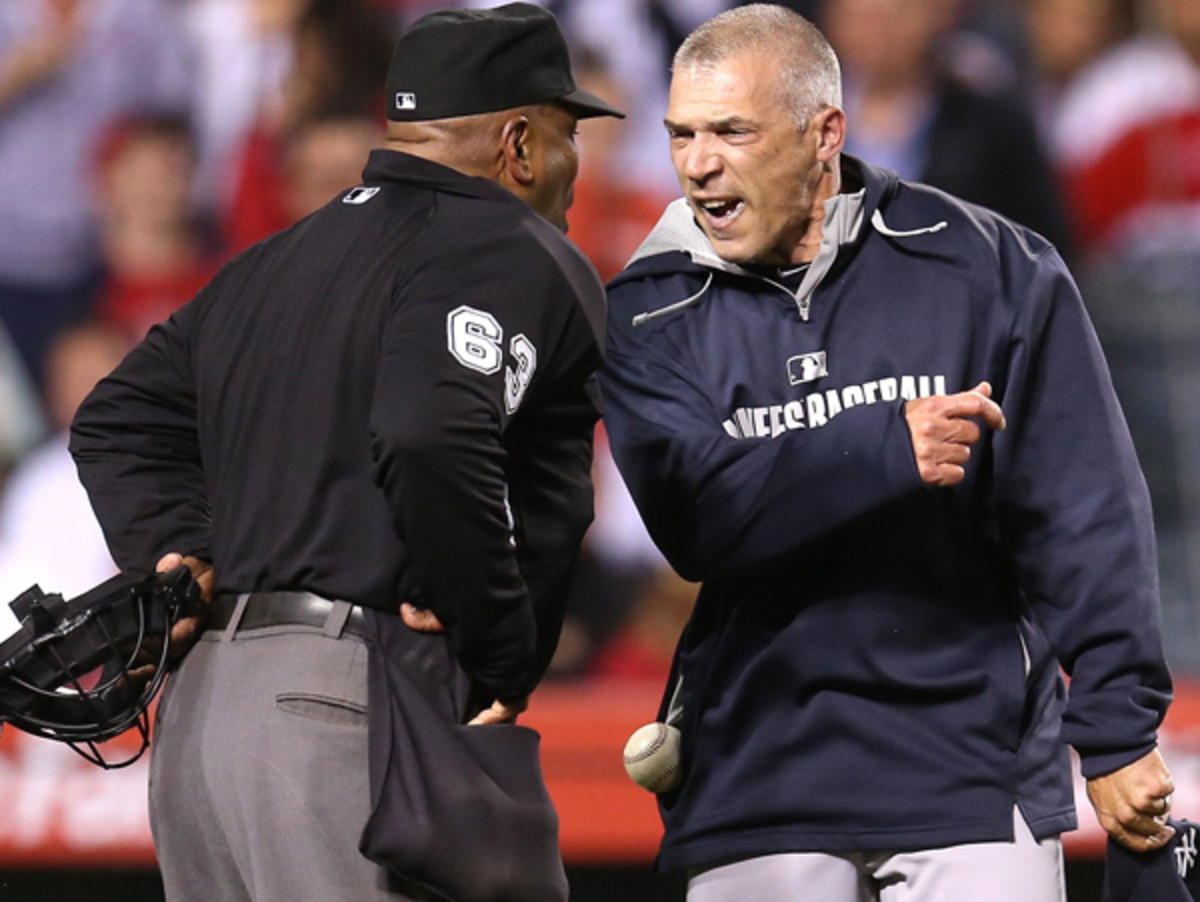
905;381;1006;486
1091;792;1175;852
155;553;215;605
125;663;158;687
169;615;204;648
183;556;215;603
156;551;184;573
151;553;213;662
468;698;527;726
1103;807;1176;853
1086;748;1177;852
940;383;1007;433
400;602;445;634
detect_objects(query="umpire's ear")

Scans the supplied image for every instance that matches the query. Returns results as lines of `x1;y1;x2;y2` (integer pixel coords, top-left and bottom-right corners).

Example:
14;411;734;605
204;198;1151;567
500;114;534;185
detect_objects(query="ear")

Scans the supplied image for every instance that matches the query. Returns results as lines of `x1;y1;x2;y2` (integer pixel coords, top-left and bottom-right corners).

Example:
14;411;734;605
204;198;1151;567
810;106;846;165
500;115;534;185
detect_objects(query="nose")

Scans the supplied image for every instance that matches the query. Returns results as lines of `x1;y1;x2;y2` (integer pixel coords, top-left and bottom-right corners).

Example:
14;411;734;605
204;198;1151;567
679;133;721;184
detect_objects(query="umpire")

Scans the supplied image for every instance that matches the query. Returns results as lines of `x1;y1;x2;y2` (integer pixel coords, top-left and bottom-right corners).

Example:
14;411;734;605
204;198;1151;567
69;5;622;900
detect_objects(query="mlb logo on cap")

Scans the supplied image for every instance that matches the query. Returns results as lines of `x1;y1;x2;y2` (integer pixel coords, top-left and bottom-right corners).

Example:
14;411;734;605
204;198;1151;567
1104;819;1200;902
384;2;623;122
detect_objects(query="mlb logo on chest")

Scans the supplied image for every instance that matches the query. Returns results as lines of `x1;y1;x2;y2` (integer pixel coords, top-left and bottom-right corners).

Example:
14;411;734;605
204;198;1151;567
787;350;828;385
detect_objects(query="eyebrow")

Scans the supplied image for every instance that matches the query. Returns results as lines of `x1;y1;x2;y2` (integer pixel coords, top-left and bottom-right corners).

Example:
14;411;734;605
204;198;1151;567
664;115;758;132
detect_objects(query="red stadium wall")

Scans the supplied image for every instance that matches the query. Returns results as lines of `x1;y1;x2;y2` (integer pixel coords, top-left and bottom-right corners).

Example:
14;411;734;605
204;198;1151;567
3;679;1200;869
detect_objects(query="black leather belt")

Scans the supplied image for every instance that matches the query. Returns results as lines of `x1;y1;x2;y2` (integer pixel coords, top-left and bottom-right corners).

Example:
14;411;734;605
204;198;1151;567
208;591;369;641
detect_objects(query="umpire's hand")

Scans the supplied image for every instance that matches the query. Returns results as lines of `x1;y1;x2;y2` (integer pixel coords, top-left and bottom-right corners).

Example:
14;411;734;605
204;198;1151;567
904;381;1007;486
156;551;214;656
400;603;528;725
124;551;214;686
1086;747;1176;852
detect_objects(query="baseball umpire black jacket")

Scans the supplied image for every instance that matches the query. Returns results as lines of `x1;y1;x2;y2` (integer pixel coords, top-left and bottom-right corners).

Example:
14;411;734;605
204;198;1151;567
70;149;606;702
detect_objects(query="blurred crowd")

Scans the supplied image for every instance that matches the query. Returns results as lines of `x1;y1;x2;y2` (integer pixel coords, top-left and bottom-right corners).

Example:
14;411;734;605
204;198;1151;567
0;0;1198;677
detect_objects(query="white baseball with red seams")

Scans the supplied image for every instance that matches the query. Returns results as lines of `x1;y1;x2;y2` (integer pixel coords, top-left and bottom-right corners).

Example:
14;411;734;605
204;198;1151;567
623;722;683;793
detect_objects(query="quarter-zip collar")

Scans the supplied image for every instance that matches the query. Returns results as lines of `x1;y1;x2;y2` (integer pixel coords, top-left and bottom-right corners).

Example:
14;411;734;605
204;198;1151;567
615;156;919;321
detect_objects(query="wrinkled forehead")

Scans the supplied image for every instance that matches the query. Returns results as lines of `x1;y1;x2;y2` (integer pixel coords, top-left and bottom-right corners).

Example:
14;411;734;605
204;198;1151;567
667;54;783;119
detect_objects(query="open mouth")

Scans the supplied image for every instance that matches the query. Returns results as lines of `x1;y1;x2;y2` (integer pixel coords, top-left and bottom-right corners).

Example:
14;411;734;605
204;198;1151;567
696;197;744;230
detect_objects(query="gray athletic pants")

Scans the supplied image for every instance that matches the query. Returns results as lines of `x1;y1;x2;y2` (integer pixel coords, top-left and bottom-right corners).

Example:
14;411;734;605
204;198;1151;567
149;609;442;901
687;807;1066;902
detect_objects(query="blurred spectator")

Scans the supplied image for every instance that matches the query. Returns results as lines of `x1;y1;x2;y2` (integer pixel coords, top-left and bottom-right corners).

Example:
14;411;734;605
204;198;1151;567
744;0;820;20
0;320;133;631
230;113;384;250
1047;0;1200;259
823;0;1073;252
1036;0;1200;669
0;0;192;387
282;115;384;223
0;322;45;488
566;46;673;281
222;0;393;251
588;564;697;682
1022;0;1138;133
184;0;307;215
91;113;223;340
498;0;728;197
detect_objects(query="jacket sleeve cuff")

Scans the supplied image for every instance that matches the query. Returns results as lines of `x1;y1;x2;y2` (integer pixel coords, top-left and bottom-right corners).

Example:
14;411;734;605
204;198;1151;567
1078;742;1160;780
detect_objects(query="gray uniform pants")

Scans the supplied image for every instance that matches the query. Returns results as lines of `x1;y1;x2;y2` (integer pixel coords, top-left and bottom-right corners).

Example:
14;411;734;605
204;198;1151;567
687;807;1066;902
149;616;441;901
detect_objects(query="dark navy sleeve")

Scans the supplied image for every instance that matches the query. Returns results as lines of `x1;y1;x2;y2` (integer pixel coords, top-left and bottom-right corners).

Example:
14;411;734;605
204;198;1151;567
600;278;924;582
993;248;1171;777
69;308;210;570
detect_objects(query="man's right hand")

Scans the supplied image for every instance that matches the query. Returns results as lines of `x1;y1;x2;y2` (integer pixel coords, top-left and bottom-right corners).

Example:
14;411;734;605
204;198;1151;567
904;381;1007;486
155;551;213;658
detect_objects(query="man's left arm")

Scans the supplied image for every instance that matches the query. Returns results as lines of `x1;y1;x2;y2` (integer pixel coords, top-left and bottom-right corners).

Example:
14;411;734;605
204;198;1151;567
993;248;1174;851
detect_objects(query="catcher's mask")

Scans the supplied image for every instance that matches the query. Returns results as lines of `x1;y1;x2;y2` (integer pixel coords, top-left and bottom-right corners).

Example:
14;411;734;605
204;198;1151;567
0;566;201;768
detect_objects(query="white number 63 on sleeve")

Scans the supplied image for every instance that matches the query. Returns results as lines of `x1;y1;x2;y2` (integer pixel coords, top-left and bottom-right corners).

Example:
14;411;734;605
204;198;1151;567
446;305;537;414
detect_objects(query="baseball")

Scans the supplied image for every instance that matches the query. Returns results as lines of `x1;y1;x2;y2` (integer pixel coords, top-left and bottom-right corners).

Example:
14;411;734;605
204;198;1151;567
623;722;683;793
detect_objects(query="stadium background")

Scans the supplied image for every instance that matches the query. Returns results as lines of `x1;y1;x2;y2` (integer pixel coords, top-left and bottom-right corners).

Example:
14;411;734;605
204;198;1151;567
1;0;1198;898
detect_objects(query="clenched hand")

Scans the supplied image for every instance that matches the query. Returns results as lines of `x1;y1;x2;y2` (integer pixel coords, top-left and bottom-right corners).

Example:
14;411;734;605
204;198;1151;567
905;381;1007;486
1087;747;1176;852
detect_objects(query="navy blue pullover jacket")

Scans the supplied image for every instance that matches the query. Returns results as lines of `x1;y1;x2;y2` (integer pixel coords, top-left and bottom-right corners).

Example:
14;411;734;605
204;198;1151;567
600;156;1171;872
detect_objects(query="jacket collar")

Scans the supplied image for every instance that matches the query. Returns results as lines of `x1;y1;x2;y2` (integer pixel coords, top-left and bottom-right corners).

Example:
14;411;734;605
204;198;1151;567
361;148;524;206
613;156;908;318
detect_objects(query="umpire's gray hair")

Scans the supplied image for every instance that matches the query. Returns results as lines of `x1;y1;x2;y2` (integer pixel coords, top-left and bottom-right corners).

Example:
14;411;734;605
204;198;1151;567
672;4;842;130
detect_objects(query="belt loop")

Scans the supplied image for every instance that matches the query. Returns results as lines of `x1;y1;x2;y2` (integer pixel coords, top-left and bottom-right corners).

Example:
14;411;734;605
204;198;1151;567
323;600;352;639
221;593;252;642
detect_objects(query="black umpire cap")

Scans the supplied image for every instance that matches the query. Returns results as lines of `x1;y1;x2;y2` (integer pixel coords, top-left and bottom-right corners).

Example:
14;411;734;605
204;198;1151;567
1103;819;1200;902
386;3;625;122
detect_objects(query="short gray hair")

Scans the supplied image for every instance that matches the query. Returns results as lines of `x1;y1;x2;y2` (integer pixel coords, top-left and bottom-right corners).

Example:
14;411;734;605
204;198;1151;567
672;4;842;129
